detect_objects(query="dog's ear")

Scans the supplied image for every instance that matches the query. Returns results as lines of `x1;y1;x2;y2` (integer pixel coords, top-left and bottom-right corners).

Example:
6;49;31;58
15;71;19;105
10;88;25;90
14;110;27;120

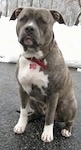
10;7;23;20
50;10;65;24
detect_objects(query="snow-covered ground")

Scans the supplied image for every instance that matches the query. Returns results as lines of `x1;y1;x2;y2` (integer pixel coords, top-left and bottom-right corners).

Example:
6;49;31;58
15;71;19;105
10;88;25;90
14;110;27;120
0;16;81;68
54;22;81;68
0;16;23;63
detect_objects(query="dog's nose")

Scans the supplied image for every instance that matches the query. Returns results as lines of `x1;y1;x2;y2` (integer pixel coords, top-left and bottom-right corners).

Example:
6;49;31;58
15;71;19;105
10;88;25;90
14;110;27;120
25;26;34;33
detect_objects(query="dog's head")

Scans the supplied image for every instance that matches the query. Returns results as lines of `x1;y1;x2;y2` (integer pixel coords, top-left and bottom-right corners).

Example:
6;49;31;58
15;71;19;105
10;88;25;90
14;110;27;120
10;7;65;53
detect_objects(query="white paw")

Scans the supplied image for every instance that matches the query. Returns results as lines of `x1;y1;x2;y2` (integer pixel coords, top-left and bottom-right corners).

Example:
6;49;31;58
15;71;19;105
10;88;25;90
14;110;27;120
14;121;27;134
14;108;27;134
41;124;53;142
61;129;72;137
41;131;53;142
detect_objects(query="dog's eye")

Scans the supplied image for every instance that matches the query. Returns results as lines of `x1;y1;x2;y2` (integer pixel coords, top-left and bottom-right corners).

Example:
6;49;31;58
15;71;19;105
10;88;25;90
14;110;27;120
19;15;28;22
38;18;47;24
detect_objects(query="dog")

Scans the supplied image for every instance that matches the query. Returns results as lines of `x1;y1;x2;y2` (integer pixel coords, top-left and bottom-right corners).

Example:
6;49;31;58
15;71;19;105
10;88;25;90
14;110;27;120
10;7;77;142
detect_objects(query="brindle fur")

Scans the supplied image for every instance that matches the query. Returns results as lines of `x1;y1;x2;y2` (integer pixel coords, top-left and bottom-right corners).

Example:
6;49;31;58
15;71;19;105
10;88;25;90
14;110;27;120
10;7;77;141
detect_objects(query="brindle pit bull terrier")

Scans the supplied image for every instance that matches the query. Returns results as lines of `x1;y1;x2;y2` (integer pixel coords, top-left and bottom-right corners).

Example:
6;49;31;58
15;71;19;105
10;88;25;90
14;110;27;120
10;7;77;142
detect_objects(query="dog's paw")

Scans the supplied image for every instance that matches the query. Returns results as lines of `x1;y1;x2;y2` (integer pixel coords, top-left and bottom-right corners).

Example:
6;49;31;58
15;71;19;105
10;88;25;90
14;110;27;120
41;131;53;142
14;123;26;134
41;124;53;142
61;129;72;137
14;118;27;134
14;122;26;134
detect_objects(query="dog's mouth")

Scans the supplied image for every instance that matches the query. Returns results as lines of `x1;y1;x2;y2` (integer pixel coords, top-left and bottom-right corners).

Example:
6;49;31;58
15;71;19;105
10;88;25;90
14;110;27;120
19;35;41;53
21;36;34;46
20;35;42;50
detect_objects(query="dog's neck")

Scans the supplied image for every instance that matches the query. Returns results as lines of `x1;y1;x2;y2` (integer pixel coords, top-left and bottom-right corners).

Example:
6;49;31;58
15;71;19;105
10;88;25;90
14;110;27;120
41;37;56;60
22;37;56;69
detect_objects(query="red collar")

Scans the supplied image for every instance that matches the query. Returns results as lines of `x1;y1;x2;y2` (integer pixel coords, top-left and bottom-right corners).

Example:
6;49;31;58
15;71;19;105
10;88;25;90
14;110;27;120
27;57;47;69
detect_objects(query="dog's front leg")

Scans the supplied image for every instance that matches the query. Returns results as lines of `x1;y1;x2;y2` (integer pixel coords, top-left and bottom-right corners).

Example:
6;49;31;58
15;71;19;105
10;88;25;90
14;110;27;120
14;85;29;134
41;93;59;142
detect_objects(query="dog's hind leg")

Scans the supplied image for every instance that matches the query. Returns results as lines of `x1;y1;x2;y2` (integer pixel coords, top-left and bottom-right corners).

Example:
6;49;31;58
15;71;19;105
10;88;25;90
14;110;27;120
61;121;73;137
28;112;42;122
14;85;29;134
28;100;45;122
61;97;77;137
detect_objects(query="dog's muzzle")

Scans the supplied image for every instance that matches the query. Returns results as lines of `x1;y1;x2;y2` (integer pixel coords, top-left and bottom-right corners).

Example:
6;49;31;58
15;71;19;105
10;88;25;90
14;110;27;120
19;25;41;50
23;26;35;46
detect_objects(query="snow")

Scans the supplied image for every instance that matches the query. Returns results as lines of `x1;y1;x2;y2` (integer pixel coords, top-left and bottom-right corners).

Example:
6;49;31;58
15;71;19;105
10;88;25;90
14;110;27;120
0;16;81;68
54;22;81;68
0;16;23;63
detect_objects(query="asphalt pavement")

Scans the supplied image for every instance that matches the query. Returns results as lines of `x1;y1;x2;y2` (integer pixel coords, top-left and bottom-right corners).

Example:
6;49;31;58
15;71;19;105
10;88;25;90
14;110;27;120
0;63;81;150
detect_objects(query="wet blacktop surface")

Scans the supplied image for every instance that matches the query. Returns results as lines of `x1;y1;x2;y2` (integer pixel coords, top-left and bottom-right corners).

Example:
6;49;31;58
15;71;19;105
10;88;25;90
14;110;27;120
0;62;81;150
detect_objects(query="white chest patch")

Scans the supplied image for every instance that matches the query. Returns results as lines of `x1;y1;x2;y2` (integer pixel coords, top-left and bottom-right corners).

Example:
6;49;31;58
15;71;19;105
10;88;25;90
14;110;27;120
18;56;49;94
